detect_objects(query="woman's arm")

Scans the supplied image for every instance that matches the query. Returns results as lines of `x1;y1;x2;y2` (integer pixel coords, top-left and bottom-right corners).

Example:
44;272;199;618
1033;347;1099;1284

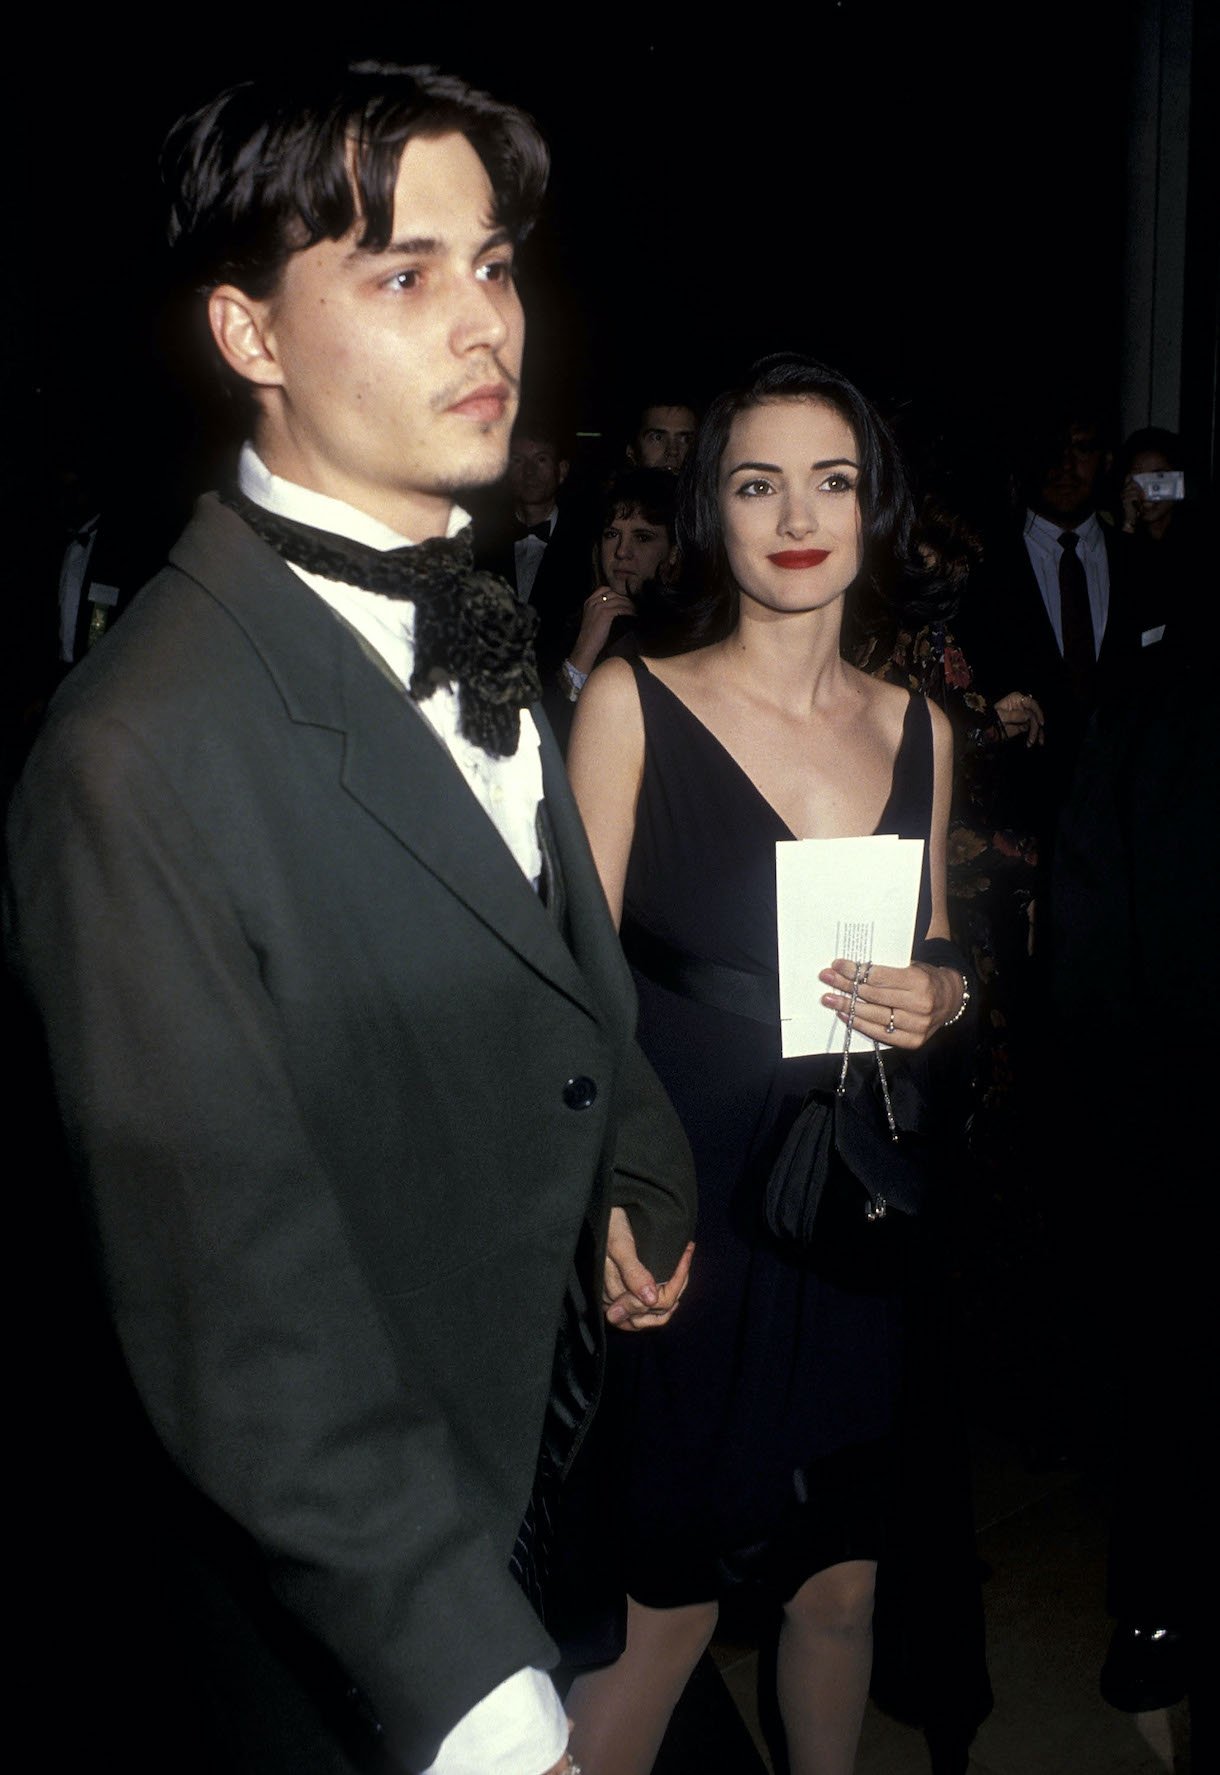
565;655;646;928
819;700;966;1046
568;659;692;1327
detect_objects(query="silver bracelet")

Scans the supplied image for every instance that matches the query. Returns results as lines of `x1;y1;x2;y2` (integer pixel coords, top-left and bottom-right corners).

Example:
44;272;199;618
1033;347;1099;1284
941;971;971;1027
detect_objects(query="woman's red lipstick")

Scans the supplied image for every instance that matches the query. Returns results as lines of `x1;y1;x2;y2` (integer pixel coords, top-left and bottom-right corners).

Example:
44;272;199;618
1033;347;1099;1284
767;549;830;569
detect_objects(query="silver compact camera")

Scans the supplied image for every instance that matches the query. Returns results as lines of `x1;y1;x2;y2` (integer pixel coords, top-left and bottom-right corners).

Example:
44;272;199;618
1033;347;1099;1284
1132;470;1185;501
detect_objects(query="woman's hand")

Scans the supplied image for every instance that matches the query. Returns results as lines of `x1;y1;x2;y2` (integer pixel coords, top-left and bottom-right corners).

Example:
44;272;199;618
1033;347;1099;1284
603;1206;694;1331
994;690;1045;747
568;586;637;677
818;960;964;1050
1120;473;1143;534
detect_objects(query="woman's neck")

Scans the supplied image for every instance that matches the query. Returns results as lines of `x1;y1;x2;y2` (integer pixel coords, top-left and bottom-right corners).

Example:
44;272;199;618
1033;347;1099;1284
702;603;854;714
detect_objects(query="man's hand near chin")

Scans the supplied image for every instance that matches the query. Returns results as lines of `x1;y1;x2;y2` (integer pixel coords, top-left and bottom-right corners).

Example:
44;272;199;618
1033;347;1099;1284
603;1206;694;1331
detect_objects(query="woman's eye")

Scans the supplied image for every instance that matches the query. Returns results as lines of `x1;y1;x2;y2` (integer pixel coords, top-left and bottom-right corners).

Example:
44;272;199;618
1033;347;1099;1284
602;528;620;544
821;473;857;494
386;268;421;292
736;478;774;498
477;258;514;284
633;531;657;546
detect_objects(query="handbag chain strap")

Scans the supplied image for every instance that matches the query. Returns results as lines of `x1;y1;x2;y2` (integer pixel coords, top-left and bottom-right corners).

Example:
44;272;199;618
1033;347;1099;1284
836;960;899;1145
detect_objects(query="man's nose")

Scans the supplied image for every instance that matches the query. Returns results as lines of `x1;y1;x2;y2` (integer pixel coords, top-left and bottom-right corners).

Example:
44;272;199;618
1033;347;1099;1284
451;271;511;354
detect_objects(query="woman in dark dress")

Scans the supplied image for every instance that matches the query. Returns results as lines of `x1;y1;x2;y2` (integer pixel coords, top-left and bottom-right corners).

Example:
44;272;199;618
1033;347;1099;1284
565;356;970;1775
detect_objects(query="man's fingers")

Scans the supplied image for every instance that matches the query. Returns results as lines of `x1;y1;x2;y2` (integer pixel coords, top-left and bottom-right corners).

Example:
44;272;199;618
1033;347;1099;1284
606;1206;659;1305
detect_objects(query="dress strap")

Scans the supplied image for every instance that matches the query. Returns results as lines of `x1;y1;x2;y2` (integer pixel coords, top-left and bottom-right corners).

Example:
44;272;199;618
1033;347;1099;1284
883;692;935;843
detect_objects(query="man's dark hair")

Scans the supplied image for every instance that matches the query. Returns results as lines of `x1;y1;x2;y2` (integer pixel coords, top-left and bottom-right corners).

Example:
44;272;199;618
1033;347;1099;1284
511;415;571;463
599;467;677;538
666;353;913;651
163;60;549;297
635;397;700;427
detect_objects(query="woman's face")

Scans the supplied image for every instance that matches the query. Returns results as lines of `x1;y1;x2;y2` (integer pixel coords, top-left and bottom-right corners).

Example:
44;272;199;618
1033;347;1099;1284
599;505;675;595
719;398;862;618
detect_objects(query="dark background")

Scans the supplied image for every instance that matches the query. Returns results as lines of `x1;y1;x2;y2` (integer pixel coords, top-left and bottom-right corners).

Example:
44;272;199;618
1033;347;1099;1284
10;1;1142;520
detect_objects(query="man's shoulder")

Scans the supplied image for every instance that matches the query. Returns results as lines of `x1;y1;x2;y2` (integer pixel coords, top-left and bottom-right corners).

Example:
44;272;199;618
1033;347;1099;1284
28;496;343;773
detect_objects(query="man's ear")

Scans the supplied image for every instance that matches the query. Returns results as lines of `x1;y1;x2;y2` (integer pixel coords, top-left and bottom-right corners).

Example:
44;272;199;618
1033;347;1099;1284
557;459;571;488
207;285;284;389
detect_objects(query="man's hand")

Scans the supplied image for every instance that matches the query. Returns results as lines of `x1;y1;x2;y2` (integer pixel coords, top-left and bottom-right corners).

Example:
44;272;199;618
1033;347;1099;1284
994;690;1046;747
603;1206;694;1331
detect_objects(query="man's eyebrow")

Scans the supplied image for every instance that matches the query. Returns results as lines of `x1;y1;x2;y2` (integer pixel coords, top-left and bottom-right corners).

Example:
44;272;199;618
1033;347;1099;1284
345;226;513;264
344;234;441;263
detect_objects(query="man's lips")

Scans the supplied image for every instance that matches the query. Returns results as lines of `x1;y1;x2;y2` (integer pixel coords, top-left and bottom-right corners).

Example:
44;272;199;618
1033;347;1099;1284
447;384;510;421
767;549;830;569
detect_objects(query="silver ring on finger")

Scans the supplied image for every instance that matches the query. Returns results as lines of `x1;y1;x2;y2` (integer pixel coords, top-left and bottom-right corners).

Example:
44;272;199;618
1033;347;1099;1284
885;1009;897;1034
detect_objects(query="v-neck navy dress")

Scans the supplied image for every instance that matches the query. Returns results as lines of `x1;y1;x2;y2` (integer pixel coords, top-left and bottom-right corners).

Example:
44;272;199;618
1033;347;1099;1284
608;658;935;1606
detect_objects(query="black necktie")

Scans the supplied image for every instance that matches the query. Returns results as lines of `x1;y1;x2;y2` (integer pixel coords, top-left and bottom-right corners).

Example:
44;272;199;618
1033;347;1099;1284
515;520;552;544
1057;530;1096;697
224;490;539;759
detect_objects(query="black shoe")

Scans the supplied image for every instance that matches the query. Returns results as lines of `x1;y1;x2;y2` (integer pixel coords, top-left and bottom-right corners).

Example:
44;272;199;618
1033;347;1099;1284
1099;1623;1189;1712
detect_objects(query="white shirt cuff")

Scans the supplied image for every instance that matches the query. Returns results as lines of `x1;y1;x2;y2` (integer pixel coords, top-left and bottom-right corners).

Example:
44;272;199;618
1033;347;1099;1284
561;659;588;700
422;1666;568;1775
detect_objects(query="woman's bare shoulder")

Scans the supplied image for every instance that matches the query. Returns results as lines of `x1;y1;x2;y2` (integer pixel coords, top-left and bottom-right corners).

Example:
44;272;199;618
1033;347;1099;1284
579;653;641;716
569;655;645;767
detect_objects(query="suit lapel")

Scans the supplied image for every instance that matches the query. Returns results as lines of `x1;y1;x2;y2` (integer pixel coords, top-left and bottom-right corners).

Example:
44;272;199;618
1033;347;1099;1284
172;496;600;1020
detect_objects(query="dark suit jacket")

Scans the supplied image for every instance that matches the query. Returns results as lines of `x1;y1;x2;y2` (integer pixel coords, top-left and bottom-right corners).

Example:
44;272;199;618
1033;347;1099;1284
956;519;1139;842
5;496;694;1772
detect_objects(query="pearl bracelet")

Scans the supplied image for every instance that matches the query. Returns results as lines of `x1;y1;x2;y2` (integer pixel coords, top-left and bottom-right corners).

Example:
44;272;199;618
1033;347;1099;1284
941;971;971;1027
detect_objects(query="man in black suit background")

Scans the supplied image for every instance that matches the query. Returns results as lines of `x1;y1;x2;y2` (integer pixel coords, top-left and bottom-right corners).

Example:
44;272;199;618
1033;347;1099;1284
6;61;694;1775
957;402;1139;853
476;417;593;686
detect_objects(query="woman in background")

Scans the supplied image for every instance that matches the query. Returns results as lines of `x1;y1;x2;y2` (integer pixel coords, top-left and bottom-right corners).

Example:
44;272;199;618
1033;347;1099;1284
558;466;679;701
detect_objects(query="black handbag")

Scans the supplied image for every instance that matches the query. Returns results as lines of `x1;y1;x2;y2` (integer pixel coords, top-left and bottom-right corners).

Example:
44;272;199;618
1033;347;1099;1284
763;961;936;1289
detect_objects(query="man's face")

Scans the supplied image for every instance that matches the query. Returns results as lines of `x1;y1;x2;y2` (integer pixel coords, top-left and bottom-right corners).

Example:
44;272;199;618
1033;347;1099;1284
1034;422;1109;527
633;405;698;473
223;132;524;539
508;437;568;510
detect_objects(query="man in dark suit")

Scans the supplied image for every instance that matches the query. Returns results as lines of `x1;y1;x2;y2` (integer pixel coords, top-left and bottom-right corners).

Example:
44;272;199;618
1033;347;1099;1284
476;418;593;685
5;62;694;1775
957;405;1139;846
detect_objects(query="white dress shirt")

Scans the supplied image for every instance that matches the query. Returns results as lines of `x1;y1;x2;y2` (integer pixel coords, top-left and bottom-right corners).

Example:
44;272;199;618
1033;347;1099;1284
1022;508;1110;658
239;445;566;1775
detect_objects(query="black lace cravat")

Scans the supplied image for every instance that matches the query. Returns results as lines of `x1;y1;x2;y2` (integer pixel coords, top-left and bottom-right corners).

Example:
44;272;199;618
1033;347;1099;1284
226;490;540;759
515;519;552;544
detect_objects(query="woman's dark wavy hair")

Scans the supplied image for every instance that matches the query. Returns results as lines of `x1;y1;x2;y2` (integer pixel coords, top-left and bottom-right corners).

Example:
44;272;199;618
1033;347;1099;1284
597;467;678;538
666;353;914;654
162;60;549;298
